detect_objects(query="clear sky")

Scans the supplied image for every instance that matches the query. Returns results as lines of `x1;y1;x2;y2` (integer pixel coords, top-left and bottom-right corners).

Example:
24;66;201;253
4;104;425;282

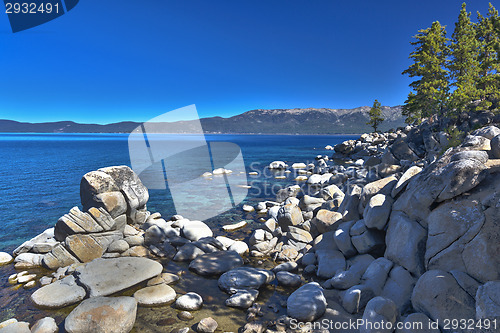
0;0;494;123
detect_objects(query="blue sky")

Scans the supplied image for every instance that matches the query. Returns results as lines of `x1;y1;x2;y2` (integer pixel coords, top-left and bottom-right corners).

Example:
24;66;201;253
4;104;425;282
0;0;494;123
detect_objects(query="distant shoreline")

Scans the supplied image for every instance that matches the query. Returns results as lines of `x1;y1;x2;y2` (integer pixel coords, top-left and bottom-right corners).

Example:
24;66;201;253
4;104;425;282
0;132;363;136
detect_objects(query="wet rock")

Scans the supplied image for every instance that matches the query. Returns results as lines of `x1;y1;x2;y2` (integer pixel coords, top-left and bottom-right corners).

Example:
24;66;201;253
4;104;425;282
177;311;194;321
173;243;205;262
31;275;86;309
218;267;274;293
64;296;137;333
189;250;243;276
181;221;213;241
225;289;259;309
360;297;398;333
74;257;162;297
272;262;298;273
287;282;327;322
276;271;302;288
412;270;475;330
197;317;218;333
175;292;203;311
134;283;176;306
30;317;58;333
147;273;180;286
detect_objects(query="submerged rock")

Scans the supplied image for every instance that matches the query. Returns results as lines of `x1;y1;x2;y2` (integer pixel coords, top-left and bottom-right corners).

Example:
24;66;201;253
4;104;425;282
64;296;137;333
133;283;176;306
74;257;162;297
218;267;274;293
175;292;203;311
189;250;243;276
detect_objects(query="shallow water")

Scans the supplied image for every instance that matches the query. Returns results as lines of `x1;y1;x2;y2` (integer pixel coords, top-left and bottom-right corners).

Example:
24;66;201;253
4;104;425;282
0;133;355;329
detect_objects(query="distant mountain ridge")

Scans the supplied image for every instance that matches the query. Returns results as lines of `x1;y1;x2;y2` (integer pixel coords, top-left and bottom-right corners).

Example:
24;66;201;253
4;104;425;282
0;106;405;134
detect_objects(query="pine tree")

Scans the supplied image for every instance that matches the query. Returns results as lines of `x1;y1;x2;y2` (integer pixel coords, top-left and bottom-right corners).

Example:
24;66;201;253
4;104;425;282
449;3;481;114
402;21;450;123
367;99;384;132
476;3;500;110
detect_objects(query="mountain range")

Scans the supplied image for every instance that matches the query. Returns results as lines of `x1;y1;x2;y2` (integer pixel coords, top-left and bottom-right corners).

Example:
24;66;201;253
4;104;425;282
0;106;405;134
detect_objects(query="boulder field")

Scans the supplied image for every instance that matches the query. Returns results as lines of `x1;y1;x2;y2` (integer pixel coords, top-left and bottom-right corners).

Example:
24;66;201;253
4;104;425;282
1;115;500;332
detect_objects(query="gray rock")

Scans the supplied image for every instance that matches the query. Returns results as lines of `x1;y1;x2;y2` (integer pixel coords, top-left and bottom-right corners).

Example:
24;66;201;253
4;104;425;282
181;221;213;241
14;252;44;268
361;258;394;295
359;176;398;210
98;166;149;210
342;284;376;314
381;266;416;314
86;191;127;219
360;297;398;333
287;282;327;322
42;244;80;270
277;203;304;231
218;267;274;293
31;275;86;309
316;250;346;279
330;254;374;290
0;321;30;333
450;270;481;299
147;272;180;286
175;292;203;311
65;234;107;263
425;200;485;274
30;317;58;333
451;150;489;164
64;296;137;333
338;185;362;221
287;226;313;243
272;262;298;273
313;230;339;252
228;241;249;256
472;125;500;139
334;220;357;257
74;257;163;297
13;228;56;256
385;211;426;276
476;281;500;320
311;210;343;234
301;253;317;266
412;270;475;330
107;239;129;253
491;135;500;159
197;317;218;333
350;220;385;254
124;235;144;247
189;250;243;276
276;271;302;288
225;289;259;309
173;243;205;262
436;158;488;202
363;194;393;230
391;166;422;198
133;283;176;306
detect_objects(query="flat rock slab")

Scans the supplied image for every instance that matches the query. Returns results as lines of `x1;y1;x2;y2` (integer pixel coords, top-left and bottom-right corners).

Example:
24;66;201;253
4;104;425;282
31;276;86;309
189;251;243;276
64;296;137;333
74;257;163;297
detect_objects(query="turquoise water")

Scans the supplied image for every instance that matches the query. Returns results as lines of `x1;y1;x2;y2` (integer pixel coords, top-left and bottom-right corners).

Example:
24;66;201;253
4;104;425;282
0;133;356;253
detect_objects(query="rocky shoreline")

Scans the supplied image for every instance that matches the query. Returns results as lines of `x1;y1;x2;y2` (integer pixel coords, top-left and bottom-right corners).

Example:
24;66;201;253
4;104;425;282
1;113;500;333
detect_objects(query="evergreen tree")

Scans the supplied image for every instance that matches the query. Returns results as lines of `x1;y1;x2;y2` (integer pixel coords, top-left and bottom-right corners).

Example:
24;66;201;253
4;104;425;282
449;3;481;114
476;3;500;110
402;21;450;123
367;99;384;132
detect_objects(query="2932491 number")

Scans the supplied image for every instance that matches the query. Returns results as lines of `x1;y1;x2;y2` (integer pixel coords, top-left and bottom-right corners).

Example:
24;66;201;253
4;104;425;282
442;319;497;331
5;2;59;14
